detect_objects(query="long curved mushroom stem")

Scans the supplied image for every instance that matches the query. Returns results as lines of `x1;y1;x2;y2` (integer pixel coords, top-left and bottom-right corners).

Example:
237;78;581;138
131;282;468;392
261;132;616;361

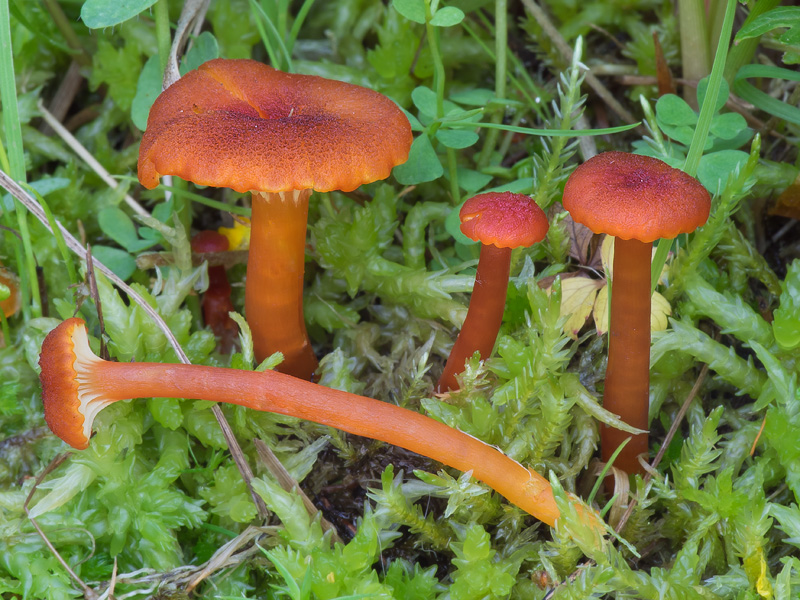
41;318;566;526
602;238;651;475
437;244;511;393
246;190;318;379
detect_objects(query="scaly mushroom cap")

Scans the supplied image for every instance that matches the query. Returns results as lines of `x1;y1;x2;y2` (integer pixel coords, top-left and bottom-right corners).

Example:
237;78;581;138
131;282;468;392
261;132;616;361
39;318;105;450
138;59;412;194
562;152;711;242
460;192;549;248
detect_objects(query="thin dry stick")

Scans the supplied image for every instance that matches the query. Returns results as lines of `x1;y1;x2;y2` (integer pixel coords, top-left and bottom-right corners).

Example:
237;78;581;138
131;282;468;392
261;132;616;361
36;102;149;218
614;363;710;533
0;169;268;519
253;438;343;545
164;0;211;89
519;0;639;126
185;526;264;593
23;453;99;600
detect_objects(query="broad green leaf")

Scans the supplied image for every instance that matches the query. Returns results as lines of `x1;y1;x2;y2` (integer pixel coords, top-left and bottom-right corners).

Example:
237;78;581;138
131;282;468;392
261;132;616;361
98;207;157;253
179;31;220;74
392;0;426;24
655;94;697;126
393;135;443;184
709;111;748;140
92;245;137;281
736;6;800;42
132;55;162;131
696;150;748;193
696;77;730;113
411;86;438;118
430;6;464;27
455;166;492;193
81;0;159;28
435;128;479;148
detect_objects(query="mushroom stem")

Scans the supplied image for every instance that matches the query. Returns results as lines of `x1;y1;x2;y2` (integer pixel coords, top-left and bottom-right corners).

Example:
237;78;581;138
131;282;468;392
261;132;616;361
438;244;511;392
41;318;567;526
246;190;318;379
602;237;651;474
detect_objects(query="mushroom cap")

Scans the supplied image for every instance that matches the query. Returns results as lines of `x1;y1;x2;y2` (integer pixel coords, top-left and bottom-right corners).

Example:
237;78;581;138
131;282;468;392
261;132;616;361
459;192;549;249
138;59;412;194
39;318;91;450
562;152;711;242
192;230;230;254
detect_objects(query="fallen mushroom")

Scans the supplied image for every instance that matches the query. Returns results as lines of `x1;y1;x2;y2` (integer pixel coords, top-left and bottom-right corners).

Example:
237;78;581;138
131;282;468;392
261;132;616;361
562;152;710;475
437;192;549;393
40;318;565;526
191;230;238;353
138;59;412;380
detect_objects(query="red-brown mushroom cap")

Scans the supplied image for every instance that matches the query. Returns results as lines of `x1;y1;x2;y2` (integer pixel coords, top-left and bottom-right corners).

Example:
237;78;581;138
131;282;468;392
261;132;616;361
459;192;549;249
562;152;711;242
138;59;412;194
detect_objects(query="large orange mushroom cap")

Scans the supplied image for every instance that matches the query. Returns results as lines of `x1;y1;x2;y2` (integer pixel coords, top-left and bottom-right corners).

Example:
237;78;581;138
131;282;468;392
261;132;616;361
562;152;711;242
138;59;413;193
460;192;549;249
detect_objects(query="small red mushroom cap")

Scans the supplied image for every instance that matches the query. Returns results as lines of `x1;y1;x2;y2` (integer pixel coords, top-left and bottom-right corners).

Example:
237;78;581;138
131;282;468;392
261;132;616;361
562;152;711;242
138;59;412;194
191;230;230;254
459;192;549;249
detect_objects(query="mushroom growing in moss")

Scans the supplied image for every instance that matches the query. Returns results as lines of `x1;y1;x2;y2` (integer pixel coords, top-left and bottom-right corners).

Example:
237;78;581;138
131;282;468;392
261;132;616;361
562;152;710;474
437;192;549;392
39;318;576;526
138;59;412;380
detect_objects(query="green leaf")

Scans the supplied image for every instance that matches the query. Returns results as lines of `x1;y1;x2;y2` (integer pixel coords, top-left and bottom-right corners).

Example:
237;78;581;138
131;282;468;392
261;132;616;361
393;135;444;184
735;6;800;42
91;245;137;281
709;111;747;140
435;128;479;148
179;31;220;74
411;85;438;118
696;76;730;113
131;55;162;131
81;0;159;28
98;207;157;253
734;64;800;125
696;150;749;193
392;0;426;24
773;259;800;349
430;6;464;27
655;94;697;126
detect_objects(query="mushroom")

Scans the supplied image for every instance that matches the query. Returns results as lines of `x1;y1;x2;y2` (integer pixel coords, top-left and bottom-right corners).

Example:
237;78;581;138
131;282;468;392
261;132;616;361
191;230;237;353
437;192;549;393
138;59;412;380
0;265;20;319
40;317;566;526
562;152;710;474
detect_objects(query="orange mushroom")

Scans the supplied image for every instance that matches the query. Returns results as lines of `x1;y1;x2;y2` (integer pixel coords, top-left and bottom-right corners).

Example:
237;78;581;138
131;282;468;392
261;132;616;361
138;59;412;380
40;317;567;526
437;192;549;392
562;152;710;475
191;230;238;353
0;266;20;319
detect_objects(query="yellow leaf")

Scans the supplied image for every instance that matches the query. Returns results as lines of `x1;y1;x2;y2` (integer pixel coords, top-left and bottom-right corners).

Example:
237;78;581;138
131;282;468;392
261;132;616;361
593;284;609;335
218;217;251;251
651;291;672;331
560;277;604;339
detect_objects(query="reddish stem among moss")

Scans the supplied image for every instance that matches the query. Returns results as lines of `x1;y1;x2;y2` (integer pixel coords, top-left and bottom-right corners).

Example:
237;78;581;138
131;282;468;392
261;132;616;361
192;230;238;353
562;152;711;475
437;192;548;393
40;318;566;526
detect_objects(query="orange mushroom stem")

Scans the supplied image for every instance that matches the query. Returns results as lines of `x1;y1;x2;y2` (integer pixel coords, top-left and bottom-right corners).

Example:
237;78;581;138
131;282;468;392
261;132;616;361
437;192;548;393
40;318;567;526
562;152;710;475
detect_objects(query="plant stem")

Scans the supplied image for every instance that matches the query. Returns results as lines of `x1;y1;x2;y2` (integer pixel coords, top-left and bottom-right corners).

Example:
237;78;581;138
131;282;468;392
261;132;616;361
154;0;171;80
678;0;711;108
723;0;780;83
477;0;507;168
